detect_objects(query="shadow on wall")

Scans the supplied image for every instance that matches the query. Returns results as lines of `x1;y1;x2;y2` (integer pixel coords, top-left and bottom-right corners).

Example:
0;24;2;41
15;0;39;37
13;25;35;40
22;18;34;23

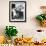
30;16;40;27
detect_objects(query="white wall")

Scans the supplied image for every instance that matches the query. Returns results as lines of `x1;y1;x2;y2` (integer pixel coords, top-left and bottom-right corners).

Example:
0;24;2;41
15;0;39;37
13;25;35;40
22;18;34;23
0;0;46;40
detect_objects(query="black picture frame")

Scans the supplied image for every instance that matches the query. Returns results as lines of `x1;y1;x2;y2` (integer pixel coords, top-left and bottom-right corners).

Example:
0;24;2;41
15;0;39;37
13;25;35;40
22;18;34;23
9;1;26;22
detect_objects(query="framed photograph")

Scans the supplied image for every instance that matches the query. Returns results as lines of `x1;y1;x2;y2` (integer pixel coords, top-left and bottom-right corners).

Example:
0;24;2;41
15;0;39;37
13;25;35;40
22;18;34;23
9;1;26;22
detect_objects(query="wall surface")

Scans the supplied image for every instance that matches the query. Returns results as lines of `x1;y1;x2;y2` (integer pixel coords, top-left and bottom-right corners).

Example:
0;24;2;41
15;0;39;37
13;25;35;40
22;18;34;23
0;0;46;41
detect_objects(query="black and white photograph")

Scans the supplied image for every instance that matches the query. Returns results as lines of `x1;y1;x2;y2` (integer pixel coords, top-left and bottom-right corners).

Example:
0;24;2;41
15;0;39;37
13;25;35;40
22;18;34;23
9;1;26;22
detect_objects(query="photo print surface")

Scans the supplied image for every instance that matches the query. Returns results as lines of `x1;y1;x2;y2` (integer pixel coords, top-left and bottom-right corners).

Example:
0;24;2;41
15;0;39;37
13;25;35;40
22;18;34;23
9;1;26;22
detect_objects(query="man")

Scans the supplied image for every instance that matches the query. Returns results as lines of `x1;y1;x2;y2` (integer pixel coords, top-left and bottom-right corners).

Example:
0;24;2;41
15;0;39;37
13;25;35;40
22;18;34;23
11;4;23;19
